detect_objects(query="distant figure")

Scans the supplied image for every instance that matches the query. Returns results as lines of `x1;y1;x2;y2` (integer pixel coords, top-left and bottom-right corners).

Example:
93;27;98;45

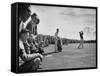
54;28;62;53
78;31;84;48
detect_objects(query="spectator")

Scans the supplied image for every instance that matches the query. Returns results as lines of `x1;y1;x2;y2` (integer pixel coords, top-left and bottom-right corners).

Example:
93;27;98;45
26;13;40;35
54;28;62;53
19;29;43;72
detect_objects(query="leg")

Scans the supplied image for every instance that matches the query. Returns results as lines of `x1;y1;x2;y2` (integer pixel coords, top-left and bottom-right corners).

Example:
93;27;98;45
57;39;62;52
78;42;81;48
55;40;58;53
78;39;83;49
25;53;43;62
81;39;84;48
19;57;41;72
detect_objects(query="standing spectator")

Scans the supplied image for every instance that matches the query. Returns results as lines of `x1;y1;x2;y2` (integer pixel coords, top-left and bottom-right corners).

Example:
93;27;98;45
26;13;40;35
54;28;62;53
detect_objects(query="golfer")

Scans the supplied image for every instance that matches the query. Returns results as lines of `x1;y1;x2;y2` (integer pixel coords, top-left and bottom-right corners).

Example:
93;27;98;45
78;31;84;48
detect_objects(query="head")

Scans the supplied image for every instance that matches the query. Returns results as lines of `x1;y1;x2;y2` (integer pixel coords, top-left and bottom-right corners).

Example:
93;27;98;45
79;31;83;33
31;13;40;24
56;28;59;33
19;29;30;41
31;13;37;19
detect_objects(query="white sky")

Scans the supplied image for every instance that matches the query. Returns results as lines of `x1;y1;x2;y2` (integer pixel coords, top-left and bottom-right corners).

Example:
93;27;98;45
29;5;96;40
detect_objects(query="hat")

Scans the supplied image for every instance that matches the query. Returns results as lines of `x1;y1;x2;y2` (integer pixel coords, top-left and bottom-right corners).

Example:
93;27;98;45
56;28;59;32
31;13;37;18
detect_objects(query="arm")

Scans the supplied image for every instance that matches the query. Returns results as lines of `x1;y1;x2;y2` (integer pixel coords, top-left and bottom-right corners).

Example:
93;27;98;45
19;40;43;62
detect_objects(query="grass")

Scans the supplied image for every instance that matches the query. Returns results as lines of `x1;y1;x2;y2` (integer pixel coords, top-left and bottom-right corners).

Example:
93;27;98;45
38;43;96;70
19;43;96;71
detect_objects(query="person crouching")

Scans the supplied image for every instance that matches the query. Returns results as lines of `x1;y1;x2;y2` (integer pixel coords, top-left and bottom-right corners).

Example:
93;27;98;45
19;29;43;72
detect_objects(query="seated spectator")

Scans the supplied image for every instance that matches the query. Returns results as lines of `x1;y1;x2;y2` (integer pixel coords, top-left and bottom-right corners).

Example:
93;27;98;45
27;33;44;54
19;29;43;72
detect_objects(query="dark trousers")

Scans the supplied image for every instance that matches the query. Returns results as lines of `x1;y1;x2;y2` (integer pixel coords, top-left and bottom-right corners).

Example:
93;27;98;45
19;58;40;72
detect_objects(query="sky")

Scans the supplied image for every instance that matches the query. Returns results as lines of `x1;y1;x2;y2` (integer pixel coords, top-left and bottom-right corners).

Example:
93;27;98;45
28;5;96;40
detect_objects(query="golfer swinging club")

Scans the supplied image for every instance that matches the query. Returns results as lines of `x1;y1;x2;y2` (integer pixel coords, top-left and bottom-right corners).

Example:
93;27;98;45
78;31;84;49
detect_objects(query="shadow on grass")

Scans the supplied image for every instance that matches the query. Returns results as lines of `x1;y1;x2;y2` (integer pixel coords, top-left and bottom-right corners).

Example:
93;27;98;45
43;51;56;56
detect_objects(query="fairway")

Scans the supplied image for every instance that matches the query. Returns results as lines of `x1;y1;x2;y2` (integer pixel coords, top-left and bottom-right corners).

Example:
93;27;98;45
39;43;96;71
